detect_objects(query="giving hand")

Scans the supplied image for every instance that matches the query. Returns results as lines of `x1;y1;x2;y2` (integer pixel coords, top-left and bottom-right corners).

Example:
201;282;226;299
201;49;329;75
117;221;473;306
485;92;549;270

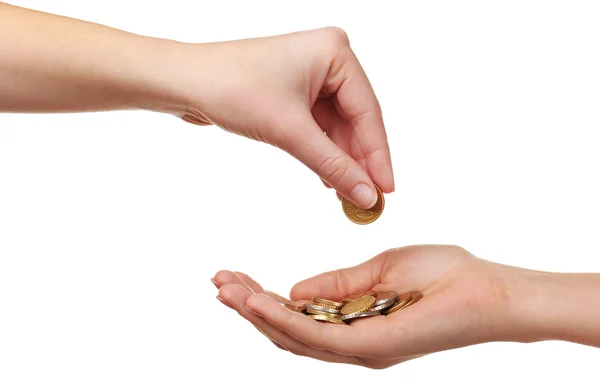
166;27;394;208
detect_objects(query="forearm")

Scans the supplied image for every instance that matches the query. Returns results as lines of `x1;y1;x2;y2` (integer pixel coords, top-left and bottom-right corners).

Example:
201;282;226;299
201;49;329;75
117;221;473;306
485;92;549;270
512;269;600;347
0;2;179;113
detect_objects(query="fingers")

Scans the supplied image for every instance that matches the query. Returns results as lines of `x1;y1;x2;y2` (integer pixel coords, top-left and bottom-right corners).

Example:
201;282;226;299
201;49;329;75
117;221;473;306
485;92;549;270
234;272;264;294
290;253;386;301
312;98;369;174
213;270;254;293
213;270;266;294
285;113;379;209
312;97;368;200
246;293;381;357
213;270;306;310
333;50;394;194
218;284;362;365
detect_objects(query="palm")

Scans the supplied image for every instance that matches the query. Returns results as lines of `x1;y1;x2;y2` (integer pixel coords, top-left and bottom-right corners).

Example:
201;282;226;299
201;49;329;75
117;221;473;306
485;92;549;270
214;245;511;369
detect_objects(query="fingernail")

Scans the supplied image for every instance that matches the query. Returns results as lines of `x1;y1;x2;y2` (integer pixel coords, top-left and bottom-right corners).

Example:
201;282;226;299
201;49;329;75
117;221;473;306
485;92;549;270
245;306;263;317
216;296;232;308
350;183;377;209
211;278;221;288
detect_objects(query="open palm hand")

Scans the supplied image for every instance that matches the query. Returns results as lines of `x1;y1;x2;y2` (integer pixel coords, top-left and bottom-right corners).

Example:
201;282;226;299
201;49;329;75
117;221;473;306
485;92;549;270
213;245;526;369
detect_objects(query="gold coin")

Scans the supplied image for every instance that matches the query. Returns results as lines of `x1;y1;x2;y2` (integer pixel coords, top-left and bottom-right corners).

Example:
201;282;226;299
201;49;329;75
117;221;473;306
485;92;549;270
342;290;376;303
308;314;346;325
341;185;385;225
312;301;342;310
384;291;422;315
340;295;376;315
401;291;422;309
312;297;345;309
383;292;413;315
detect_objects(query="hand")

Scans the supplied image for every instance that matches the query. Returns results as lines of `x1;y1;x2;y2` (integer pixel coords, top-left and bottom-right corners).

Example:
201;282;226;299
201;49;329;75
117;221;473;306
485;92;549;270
160;28;394;208
0;5;391;207
211;245;551;369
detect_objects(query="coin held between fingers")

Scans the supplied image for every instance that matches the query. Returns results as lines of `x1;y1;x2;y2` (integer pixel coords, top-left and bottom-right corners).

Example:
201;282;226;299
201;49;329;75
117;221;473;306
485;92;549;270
350;183;378;209
342;185;385;225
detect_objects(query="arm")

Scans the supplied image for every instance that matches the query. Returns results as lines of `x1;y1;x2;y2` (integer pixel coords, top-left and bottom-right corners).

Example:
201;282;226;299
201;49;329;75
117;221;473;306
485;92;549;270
0;2;394;207
0;2;170;113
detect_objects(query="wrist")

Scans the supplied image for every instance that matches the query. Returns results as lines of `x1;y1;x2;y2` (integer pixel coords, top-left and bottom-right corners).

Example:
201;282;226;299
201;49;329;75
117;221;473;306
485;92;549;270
132;38;215;119
121;36;191;113
501;268;560;343
505;268;600;345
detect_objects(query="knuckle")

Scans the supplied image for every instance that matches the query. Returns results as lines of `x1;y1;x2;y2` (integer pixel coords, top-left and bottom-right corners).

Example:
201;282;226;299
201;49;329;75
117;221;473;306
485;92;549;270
349;110;373;127
316;155;350;185
444;244;471;257
323;26;350;47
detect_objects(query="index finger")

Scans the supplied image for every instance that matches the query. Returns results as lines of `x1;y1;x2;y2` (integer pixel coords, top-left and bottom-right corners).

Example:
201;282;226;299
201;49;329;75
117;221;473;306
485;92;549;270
335;50;395;193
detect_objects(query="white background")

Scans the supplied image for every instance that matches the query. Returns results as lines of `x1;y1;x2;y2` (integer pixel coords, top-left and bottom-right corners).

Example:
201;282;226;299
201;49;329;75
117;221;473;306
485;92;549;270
1;0;599;386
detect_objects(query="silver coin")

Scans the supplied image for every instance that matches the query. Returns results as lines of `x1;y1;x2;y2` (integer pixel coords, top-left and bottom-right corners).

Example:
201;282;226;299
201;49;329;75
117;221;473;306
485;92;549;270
374;291;398;306
306;304;340;315
305;308;341;318
370;299;396;311
341;310;381;321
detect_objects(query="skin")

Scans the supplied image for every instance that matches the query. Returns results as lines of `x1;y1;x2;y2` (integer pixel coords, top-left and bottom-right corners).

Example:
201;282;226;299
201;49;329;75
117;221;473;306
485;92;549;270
0;2;394;208
213;245;600;369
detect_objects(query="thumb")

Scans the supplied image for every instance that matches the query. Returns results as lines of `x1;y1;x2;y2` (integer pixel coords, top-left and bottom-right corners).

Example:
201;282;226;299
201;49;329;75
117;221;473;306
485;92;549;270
290;254;386;302
283;114;378;209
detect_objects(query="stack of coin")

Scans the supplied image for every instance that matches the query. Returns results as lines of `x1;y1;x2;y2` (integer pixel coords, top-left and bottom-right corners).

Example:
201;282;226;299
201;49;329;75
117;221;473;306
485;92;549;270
302;290;422;324
304;297;346;324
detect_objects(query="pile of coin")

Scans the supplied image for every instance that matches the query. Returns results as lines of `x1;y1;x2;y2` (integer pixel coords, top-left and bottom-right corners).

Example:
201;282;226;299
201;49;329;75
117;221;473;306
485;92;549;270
287;290;423;325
